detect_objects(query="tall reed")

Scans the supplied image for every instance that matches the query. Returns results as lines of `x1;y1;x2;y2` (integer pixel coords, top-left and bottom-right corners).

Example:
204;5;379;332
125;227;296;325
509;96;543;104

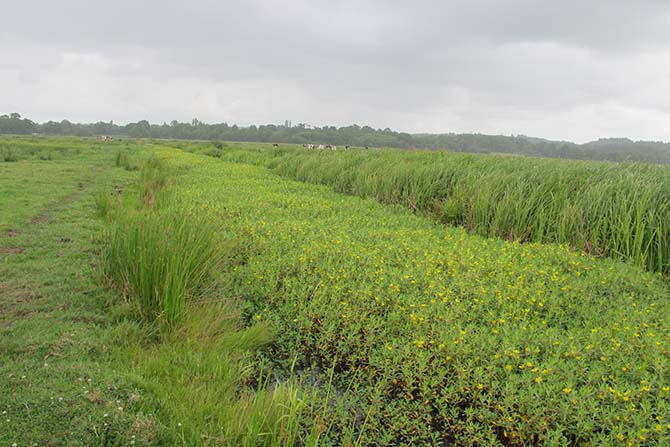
219;146;670;274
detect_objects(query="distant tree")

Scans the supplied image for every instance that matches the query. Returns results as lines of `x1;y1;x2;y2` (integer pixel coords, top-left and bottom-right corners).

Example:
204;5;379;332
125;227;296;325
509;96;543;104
4;113;670;164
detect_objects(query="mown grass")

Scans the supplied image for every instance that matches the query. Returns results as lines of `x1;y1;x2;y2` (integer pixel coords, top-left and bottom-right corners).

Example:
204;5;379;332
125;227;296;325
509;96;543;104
213;144;670;275
154;147;670;445
0;137;170;445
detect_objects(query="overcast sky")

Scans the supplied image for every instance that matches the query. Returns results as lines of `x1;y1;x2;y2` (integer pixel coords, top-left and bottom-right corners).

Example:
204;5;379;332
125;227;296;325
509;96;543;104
3;1;670;142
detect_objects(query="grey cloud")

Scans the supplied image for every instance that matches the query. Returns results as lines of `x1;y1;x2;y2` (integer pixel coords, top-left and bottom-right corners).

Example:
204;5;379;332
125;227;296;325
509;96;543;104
2;1;670;142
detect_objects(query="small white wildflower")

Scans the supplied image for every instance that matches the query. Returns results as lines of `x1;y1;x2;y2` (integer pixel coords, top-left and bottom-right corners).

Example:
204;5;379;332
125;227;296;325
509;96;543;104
117;406;123;411
58;397;63;402
103;413;108;418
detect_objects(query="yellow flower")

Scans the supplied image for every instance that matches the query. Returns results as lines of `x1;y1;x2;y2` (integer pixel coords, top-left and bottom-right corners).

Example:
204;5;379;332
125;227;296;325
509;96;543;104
563;387;572;394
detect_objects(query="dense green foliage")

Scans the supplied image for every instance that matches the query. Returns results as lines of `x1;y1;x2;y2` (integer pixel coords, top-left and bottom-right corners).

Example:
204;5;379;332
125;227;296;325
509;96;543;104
213;144;670;275
103;209;225;327
157;148;670;445
4;136;670;445
5;113;670;163
0;137;347;446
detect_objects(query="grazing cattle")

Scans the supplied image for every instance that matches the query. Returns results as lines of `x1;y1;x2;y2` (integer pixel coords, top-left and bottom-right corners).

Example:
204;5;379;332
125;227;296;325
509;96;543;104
317;144;325;150
304;143;315;149
100;135;113;142
332;145;337;150
345;145;350;149
364;146;369;149
272;143;279;148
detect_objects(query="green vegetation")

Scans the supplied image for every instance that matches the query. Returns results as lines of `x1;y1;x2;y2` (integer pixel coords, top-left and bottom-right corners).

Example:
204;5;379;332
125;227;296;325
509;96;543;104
0;138;165;444
114;149;142;171
3;135;670;445
99;147;360;445
160;147;670;445
0;135;87;162
103;203;225;327
213;145;670;275
5;112;670;163
0;138;346;446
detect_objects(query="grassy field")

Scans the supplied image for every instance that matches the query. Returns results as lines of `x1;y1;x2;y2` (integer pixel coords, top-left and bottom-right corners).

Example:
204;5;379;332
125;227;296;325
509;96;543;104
0;138;166;444
2;136;670;445
199;143;670;276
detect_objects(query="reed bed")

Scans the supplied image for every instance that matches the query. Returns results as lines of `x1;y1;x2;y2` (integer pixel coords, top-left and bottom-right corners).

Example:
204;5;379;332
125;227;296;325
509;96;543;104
219;147;670;274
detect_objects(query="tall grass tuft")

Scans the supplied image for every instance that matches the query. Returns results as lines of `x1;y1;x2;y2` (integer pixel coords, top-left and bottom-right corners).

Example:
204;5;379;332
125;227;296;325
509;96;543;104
114;149;141;171
103;210;224;328
94;192;114;218
139;156;169;207
1;147;18;162
125;302;350;446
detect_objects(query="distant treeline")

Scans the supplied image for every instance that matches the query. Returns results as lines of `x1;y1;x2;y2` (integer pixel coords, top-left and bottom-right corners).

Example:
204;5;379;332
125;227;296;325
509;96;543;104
3;112;670;163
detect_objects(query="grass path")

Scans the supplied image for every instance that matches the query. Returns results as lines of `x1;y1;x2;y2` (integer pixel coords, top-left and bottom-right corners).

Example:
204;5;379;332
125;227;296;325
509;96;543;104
0;153;165;445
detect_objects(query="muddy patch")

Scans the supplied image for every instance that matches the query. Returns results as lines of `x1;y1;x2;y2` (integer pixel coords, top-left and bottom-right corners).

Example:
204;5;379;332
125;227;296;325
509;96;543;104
0;288;41;316
1;246;24;255
31;214;52;225
6;229;19;237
